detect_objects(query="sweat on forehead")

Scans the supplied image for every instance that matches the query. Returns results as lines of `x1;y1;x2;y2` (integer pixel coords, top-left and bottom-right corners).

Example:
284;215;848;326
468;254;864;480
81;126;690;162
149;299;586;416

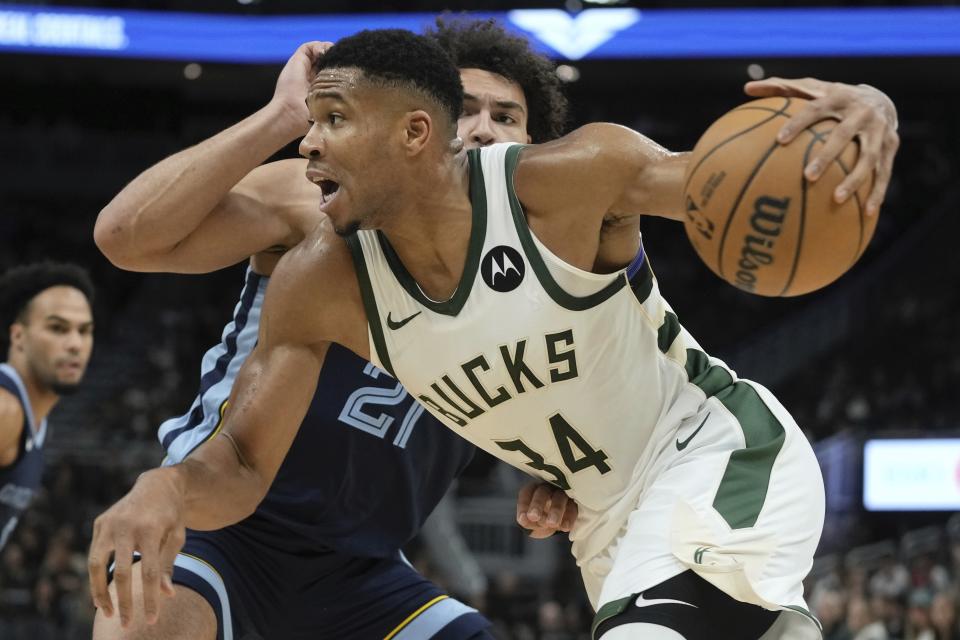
314;29;464;124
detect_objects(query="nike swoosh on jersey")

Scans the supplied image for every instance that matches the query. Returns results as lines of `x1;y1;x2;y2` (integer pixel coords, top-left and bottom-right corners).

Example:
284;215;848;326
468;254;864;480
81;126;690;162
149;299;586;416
675;412;710;451
635;593;699;608
386;311;422;330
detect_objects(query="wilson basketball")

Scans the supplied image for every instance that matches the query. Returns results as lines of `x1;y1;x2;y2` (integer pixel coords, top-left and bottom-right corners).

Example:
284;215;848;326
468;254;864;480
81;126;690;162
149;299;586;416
682;96;877;297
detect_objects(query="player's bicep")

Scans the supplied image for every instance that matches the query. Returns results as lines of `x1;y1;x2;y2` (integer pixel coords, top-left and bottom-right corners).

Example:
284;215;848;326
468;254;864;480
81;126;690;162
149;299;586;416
158;190;301;273
141;159;315;273
514;123;658;222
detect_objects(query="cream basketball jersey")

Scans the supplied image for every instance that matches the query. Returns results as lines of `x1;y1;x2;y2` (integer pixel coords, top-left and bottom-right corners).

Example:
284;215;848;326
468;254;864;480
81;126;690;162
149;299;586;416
347;143;749;559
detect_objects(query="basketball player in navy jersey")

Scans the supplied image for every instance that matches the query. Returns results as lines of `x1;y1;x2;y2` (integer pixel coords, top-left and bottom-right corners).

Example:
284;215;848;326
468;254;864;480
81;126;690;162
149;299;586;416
89;23;899;640
91;22;576;640
0;262;94;550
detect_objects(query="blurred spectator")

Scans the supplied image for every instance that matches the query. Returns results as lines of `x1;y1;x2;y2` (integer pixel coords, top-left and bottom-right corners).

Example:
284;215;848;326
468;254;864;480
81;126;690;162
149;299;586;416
871;594;906;640
872;558;912;600
845;596;888;640
814;588;848;640
905;588;935;639
931;592;960;640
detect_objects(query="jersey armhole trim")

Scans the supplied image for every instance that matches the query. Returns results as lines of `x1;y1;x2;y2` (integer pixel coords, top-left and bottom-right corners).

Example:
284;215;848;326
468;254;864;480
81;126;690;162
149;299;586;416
345;234;396;377
504;144;627;311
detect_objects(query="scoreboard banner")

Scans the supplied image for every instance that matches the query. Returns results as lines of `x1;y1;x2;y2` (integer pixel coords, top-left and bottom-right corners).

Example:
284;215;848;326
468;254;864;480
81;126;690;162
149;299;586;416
864;438;960;511
0;5;958;63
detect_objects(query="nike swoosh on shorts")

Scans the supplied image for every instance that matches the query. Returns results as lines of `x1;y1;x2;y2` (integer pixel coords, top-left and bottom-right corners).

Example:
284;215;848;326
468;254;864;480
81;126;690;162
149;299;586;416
635;593;699;609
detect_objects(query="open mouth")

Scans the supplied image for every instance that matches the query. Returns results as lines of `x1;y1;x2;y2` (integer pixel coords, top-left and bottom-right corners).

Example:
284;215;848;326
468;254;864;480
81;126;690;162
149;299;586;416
306;167;341;206
319;179;340;204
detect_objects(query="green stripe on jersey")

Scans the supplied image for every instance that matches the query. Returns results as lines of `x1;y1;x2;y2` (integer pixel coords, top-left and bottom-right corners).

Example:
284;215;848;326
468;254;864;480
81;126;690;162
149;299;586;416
711;381;785;529
657;311;681;353
684;347;785;529
684;348;734;397
504;144;626;311
345;234;396;377
629;259;654;304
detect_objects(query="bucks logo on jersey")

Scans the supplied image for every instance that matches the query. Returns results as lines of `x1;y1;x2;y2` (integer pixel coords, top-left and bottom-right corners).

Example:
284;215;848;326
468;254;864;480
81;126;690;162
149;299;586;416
416;330;578;428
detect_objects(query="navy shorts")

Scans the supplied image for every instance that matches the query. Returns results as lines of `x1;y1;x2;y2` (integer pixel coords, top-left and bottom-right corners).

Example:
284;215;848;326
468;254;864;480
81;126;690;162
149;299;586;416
172;525;491;640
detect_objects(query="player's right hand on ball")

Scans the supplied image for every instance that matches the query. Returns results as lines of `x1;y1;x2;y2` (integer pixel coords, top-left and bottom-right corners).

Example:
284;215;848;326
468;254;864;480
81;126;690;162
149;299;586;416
88;467;186;628
743;77;899;217
271;40;334;138
516;481;578;539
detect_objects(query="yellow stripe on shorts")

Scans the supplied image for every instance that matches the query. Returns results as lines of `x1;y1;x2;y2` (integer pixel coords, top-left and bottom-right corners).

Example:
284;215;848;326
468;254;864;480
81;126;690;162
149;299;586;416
383;595;449;640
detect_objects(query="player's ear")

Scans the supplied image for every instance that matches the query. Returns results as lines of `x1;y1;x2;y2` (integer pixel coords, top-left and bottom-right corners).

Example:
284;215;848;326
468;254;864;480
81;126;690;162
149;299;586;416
402;110;432;156
8;322;24;353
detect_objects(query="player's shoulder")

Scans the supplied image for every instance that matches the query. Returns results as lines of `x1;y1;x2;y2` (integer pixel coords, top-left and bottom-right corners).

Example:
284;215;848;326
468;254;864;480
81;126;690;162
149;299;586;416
517;123;652;174
289;216;357;282
514;123;657;224
263;217;366;348
0;386;25;447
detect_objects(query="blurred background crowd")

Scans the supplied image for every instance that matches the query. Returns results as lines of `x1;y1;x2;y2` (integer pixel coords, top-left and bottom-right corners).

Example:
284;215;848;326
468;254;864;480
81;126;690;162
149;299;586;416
1;0;959;638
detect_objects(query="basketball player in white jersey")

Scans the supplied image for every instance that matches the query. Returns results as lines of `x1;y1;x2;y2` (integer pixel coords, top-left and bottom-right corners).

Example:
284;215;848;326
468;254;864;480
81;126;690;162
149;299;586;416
89;30;899;639
0;262;94;549
91;23;579;639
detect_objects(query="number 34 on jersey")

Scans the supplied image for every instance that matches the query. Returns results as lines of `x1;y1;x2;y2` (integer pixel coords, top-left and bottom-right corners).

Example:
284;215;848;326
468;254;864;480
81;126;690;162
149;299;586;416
414;330;611;491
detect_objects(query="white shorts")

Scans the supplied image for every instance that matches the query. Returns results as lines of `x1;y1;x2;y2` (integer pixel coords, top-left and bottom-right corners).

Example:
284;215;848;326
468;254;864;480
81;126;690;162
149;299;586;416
581;381;825;639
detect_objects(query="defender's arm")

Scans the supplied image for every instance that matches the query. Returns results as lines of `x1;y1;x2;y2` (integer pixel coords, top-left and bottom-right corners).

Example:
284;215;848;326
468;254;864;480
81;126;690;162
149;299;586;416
89;224;364;627
94;42;329;273
0;391;25;467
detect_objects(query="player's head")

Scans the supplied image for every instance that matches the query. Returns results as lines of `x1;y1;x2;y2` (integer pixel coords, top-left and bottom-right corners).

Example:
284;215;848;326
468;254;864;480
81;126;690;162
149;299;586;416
428;17;569;147
301;29;464;236
0;262;95;395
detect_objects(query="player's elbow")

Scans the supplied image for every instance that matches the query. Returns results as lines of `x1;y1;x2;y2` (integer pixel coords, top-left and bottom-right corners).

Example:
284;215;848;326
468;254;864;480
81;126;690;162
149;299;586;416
230;439;273;518
94;205;137;268
241;466;272;517
93;204;160;272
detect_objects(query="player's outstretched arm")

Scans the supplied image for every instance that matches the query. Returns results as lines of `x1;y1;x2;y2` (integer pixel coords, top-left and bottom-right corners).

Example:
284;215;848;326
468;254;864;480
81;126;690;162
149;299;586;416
94;42;331;274
88;224;364;628
745;77;898;215
606;79;898;225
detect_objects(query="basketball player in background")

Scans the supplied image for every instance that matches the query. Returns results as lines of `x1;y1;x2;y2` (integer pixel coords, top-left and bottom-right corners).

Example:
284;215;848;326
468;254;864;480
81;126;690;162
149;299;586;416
0;262;94;550
91;22;900;640
90;21;578;640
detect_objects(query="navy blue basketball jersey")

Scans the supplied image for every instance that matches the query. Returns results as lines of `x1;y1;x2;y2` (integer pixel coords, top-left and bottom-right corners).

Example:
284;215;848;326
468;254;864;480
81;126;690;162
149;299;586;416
0;363;47;550
159;268;476;557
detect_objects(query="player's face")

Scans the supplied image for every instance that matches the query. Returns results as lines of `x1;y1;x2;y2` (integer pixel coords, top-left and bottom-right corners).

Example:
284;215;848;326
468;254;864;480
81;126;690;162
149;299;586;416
300;68;404;236
9;286;94;395
458;68;532;148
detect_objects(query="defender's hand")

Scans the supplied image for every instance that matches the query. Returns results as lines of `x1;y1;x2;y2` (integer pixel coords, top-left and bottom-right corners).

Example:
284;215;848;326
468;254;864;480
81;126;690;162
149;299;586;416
516;481;578;539
271;41;334;138
88;467;185;628
744;77;899;216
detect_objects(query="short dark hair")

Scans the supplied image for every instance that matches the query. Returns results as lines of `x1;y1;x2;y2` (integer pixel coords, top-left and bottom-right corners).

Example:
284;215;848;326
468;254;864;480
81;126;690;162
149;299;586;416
316;29;464;129
427;17;569;143
0;262;95;329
